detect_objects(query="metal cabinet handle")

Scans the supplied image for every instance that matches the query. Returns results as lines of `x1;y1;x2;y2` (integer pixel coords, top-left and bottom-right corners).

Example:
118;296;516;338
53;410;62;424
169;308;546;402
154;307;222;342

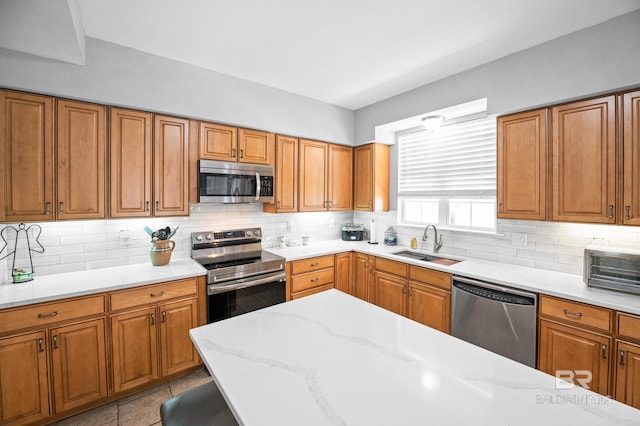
150;313;155;326
601;344;607;359
59;201;64;214
52;335;58;350
240;149;244;158
161;311;166;323
232;148;236;158
563;309;582;318
408;286;413;296
364;261;369;268
38;338;44;353
310;278;319;283
150;291;165;298
609;205;614;218
38;311;58;319
625;205;631;220
155;201;159;212
146;201;150;211
328;201;333;208
498;203;502;213
310;262;319;267
45;202;51;215
402;285;407;294
276;201;281;209
619;350;626;366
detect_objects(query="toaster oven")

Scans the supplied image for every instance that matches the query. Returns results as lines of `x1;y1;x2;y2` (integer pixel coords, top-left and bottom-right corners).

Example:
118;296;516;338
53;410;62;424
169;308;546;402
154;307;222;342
583;246;640;295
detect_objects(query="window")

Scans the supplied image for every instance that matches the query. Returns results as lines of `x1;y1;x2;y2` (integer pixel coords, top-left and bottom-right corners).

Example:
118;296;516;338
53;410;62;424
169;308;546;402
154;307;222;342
398;115;497;231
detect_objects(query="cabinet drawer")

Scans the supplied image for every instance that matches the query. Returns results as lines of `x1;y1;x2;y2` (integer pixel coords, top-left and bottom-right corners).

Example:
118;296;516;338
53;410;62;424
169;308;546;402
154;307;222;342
409;266;451;290
291;284;334;300
110;278;197;311
291;268;335;293
617;313;640;342
539;295;612;332
290;255;335;275
0;295;105;334
375;258;408;277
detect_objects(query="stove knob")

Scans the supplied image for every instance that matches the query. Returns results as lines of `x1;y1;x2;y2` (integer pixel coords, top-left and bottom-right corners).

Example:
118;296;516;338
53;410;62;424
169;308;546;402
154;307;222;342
254;229;261;237
246;230;253;237
205;234;213;240
195;235;204;241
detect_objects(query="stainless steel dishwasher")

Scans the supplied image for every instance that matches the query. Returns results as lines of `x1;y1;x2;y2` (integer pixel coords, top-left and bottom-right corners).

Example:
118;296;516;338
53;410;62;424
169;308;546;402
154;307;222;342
451;276;538;368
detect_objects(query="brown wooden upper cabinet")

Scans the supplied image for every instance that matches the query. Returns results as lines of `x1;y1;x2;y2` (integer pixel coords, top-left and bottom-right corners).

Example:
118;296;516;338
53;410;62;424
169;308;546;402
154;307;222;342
298;139;353;212
1;90;55;222
623;90;640;225
264;135;298;213
552;96;616;224
354;143;390;212
110;110;190;217
0;91;106;222
497;109;547;220
199;122;274;165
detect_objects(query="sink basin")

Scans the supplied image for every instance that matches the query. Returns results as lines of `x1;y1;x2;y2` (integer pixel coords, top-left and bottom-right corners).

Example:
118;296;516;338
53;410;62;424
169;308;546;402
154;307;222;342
391;250;462;266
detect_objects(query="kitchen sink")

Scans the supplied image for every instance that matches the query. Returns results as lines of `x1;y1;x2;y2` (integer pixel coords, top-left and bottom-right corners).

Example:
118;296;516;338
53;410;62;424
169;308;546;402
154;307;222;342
391;250;462;266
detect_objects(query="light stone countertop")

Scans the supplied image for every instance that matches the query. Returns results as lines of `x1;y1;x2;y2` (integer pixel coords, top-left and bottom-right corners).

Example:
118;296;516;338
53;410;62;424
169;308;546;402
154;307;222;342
0;258;206;309
266;240;640;315
190;289;640;426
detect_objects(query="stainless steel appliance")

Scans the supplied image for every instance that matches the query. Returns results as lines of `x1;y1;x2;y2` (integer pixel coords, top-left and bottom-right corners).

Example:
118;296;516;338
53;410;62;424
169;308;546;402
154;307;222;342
584;246;640;295
341;223;365;241
451;276;537;368
198;160;274;204
190;227;285;323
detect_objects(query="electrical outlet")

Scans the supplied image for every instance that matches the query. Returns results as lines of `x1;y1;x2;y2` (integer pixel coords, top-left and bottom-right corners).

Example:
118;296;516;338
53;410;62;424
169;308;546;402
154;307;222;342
511;232;527;247
119;229;131;246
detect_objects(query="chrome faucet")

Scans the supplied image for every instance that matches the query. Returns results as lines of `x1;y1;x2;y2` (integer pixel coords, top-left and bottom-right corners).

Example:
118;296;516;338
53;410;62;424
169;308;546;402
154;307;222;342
422;224;443;253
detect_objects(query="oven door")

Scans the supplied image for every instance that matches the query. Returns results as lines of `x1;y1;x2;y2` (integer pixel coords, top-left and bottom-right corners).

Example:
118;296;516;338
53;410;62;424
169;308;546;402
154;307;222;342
207;270;286;323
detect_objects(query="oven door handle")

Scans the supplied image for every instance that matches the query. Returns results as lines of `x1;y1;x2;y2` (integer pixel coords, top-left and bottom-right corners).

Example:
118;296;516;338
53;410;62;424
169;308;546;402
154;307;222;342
208;271;285;295
255;172;261;201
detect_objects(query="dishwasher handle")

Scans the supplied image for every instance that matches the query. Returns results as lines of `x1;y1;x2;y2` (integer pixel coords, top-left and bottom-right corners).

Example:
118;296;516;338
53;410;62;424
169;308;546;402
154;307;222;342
453;276;537;306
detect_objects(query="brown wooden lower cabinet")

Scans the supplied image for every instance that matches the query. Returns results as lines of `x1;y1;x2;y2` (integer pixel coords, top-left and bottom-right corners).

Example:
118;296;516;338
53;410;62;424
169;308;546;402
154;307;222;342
334;252;353;295
538;319;611;396
288;255;335;299
353;253;373;302
111;298;199;393
372;258;452;334
615;340;640;409
0;331;50;425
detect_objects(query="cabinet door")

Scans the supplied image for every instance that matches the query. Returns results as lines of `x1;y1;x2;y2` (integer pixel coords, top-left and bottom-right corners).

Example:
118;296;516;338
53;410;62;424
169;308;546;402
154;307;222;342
408;282;451;334
334;252;353;295
374;271;407;316
111;307;158;393
49;319;107;413
0;91;54;222
199;122;237;161
353;253;371;302
538;320;611;396
552;96;616;223
327;144;353;211
623;90;640;225
0;332;49;425
56;99;106;220
497;109;547;220
354;144;374;210
154;115;189;216
109;108;152;217
615;340;640;409
298;139;328;212
159;299;199;377
266;135;298;213
238;128;274;165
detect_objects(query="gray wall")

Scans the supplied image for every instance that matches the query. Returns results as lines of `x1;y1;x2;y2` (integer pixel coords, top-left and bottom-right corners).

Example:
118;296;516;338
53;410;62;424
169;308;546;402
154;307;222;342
0;37;355;145
354;10;640;143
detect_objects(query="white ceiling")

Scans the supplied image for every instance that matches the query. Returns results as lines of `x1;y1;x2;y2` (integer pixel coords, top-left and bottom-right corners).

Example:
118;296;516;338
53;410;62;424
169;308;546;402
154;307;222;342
3;1;640;110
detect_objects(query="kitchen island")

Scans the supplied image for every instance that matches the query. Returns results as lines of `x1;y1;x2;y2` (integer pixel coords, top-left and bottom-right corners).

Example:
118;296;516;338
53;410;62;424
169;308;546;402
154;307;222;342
190;289;639;425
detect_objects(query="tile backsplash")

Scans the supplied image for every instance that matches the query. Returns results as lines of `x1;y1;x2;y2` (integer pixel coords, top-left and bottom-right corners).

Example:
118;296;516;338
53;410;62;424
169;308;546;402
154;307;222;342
2;205;640;282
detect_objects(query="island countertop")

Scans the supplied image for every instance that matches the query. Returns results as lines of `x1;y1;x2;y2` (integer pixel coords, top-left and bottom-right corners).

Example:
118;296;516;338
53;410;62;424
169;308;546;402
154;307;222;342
190;289;640;426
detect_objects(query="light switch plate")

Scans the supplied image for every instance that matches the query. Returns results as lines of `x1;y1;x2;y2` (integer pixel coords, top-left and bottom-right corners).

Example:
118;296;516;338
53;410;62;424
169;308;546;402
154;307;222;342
512;232;527;247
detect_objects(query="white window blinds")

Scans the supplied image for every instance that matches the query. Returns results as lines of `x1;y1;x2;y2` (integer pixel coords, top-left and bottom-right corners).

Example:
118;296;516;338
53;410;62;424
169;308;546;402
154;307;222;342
398;116;496;197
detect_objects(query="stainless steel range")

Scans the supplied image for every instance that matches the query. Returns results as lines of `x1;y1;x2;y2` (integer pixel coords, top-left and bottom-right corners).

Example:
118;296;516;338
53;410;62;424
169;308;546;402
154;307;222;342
191;227;286;323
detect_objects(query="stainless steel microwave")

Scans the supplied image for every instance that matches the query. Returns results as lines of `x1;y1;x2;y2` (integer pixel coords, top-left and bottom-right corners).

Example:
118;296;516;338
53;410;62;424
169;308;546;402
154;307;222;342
583;246;640;295
198;160;274;204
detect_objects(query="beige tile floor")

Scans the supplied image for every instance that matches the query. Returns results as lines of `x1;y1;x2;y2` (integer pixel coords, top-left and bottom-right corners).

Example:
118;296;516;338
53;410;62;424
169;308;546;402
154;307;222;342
51;368;213;426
